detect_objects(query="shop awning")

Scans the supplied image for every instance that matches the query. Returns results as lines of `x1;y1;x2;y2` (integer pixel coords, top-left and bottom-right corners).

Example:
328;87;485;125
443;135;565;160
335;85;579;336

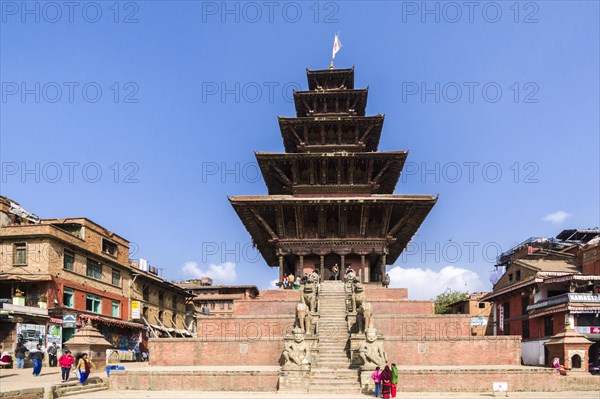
80;314;145;330
0;274;52;282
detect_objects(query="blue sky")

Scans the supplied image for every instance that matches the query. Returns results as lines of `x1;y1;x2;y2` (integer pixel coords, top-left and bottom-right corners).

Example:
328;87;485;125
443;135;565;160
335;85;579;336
1;1;598;299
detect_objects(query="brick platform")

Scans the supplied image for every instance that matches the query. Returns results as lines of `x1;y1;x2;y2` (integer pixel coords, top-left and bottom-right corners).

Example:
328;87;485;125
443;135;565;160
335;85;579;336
109;367;279;391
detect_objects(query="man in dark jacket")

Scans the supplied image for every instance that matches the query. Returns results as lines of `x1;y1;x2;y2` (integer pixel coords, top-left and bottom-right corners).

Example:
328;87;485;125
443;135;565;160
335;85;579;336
28;344;44;376
14;342;27;369
47;342;58;367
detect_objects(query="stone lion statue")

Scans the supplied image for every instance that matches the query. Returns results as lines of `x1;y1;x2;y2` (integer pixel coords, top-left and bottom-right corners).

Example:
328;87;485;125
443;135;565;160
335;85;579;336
302;282;317;312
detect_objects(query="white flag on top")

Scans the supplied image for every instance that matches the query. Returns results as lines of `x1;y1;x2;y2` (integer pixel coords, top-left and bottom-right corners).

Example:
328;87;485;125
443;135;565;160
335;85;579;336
332;34;342;60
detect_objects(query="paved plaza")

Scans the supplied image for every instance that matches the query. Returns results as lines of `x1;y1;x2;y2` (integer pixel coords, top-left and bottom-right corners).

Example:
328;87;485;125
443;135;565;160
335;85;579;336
2;363;600;399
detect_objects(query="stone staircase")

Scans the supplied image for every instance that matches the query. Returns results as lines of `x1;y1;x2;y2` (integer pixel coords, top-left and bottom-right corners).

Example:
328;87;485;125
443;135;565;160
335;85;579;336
309;280;361;392
52;377;109;397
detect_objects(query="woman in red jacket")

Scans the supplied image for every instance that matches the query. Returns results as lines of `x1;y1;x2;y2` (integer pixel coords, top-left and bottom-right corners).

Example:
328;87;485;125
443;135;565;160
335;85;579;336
58;350;75;382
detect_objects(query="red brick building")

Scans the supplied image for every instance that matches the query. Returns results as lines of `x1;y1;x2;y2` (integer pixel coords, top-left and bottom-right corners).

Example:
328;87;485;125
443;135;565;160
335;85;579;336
176;279;258;318
484;230;600;371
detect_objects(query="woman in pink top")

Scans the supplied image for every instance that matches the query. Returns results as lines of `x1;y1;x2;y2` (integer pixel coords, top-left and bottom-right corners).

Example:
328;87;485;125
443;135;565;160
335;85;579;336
371;366;382;397
58;350;75;382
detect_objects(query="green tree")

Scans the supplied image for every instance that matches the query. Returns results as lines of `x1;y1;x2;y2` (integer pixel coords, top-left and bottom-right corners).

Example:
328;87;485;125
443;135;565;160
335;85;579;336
434;288;469;314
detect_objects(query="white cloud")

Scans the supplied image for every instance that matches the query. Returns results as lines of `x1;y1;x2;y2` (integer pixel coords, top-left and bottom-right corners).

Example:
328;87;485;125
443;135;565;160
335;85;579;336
542;210;571;224
387;265;485;300
182;261;237;284
269;279;280;289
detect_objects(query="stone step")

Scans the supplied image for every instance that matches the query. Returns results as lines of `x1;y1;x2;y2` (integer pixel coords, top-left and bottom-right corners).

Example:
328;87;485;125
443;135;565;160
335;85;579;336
56;382;109;397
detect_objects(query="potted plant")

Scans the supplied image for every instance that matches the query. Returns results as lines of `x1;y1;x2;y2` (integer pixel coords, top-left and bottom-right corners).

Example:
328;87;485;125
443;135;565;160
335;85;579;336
12;288;25;306
38;293;47;309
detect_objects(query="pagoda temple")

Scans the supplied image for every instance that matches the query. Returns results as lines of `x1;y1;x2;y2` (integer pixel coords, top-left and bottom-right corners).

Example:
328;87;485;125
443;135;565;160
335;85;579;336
230;67;437;283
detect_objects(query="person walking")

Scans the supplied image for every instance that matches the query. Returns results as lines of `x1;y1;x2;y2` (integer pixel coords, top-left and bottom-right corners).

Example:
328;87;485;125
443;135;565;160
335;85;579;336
58;350;75;382
134;344;141;362
381;365;393;398
391;363;398;398
14;342;27;369
371;366;382;397
28;344;44;376
47;342;58;367
76;353;95;385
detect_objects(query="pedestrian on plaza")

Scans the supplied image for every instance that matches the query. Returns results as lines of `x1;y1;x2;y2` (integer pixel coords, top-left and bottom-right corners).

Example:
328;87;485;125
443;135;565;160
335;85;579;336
381;365;393;398
76;353;95;385
391;363;398;398
371;366;382;397
134;344;142;362
28;344;44;376
58;350;75;382
0;352;12;368
47;342;58;367
14;342;27;369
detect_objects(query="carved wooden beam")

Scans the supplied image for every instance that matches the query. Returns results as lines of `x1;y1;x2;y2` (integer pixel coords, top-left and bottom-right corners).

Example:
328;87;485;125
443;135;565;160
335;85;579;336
360;205;370;237
250;208;278;240
381;205;393;236
295;204;302;239
289;126;304;146
372;160;392;184
291;160;299;184
271;164;293;187
359;125;373;144
276;204;285;239
387;205;415;237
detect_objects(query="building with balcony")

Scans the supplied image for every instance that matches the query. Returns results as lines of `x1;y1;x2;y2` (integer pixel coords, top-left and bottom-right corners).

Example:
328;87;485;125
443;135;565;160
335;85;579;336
483;229;600;372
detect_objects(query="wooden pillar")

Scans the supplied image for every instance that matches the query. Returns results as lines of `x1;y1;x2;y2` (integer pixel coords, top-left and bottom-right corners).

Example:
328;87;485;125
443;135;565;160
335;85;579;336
340;254;346;276
299;255;304;275
361;255;369;283
380;254;387;282
279;255;284;285
320;255;325;278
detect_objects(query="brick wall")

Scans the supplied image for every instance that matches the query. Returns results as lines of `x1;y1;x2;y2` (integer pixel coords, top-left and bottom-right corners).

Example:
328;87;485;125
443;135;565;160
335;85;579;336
383;336;522;366
371;300;434;315
196;316;295;340
373;314;473;337
110;369;279;391
364;286;408;300
148;338;285;366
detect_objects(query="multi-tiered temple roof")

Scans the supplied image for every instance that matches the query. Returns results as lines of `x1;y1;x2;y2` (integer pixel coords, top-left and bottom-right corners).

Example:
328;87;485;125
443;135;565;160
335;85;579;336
230;67;436;283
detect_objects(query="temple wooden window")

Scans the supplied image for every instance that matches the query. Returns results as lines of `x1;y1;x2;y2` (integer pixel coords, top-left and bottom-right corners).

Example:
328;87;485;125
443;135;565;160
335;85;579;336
516;270;521;281
63;250;75;271
158;310;164;323
158;291;165;307
13;242;27;265
142;285;150;301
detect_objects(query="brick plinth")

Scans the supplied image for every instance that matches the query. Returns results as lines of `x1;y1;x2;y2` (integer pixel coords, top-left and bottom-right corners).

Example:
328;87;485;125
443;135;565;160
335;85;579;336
109;369;279;391
383;336;522;366
149;338;286;366
393;367;600;392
